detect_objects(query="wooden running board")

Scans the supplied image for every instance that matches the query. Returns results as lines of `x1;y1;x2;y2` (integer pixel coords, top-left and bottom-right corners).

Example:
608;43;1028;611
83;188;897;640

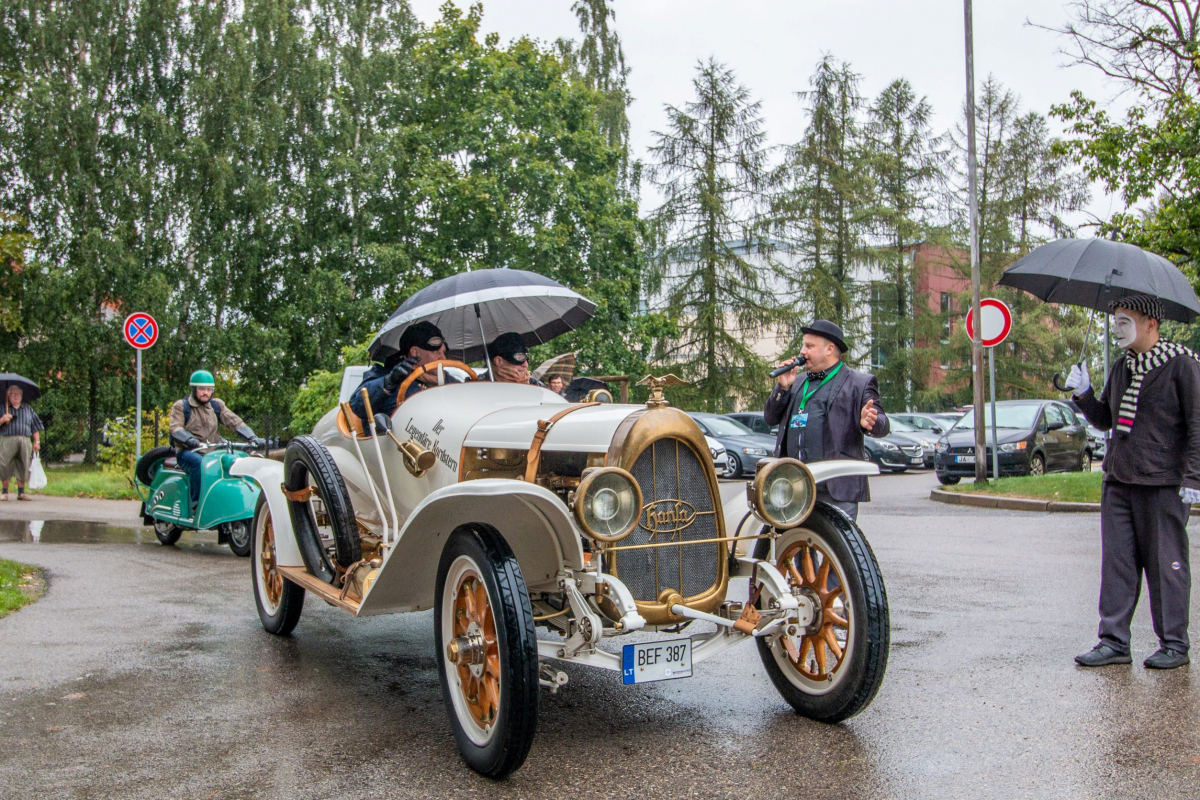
279;566;361;615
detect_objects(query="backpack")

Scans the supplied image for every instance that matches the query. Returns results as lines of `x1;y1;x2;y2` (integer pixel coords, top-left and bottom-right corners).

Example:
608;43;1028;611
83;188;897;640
182;398;223;427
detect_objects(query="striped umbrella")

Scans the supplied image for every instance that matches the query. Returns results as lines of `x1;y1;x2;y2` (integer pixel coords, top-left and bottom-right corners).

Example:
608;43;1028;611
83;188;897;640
369;269;596;364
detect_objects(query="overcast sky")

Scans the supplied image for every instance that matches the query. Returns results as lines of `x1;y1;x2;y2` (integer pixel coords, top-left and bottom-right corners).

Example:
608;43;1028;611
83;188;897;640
408;1;1131;234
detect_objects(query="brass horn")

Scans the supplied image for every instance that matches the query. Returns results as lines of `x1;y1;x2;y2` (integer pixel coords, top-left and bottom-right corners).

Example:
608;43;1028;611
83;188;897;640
397;438;436;477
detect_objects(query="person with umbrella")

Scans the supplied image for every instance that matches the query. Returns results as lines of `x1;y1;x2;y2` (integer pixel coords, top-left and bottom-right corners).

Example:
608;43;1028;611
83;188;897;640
0;383;44;501
1065;294;1200;670
349;321;458;426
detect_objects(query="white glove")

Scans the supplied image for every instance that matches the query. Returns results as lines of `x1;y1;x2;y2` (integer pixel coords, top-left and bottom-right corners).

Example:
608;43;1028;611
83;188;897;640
1180;487;1200;505
1063;363;1090;395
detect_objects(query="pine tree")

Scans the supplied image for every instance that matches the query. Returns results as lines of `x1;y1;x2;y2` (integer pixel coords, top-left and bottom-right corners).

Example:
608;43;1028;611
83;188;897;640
863;79;946;410
647;58;777;411
773;56;871;354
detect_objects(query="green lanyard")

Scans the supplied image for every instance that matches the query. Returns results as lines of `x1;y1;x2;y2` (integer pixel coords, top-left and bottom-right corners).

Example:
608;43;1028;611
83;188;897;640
798;362;842;412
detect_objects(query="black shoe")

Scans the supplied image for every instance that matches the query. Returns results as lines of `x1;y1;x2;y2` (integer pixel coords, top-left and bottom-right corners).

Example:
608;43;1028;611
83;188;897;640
1075;644;1132;667
1144;647;1189;670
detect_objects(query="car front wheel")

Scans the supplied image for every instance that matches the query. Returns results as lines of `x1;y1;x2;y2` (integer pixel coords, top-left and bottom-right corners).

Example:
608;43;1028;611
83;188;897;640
728;452;743;478
1029;453;1046;476
936;473;960;486
1080;450;1092;473
752;504;889;723
435;524;538;779
251;495;304;636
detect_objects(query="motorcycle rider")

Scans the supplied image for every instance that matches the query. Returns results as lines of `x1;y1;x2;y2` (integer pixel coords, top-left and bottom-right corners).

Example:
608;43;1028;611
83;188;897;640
350;321;458;427
169;370;264;514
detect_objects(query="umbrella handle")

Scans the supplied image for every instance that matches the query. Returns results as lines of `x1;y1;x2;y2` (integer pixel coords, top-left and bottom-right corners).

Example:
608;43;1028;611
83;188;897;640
1052;372;1071;392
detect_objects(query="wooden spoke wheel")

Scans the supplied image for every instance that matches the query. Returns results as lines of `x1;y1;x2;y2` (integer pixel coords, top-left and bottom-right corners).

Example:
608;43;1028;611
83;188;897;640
752;504;889;723
777;539;850;682
450;572;501;732
435;525;538;778
252;494;305;635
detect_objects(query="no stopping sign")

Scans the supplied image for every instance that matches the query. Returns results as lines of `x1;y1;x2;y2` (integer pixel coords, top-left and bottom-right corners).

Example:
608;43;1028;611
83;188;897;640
964;299;1012;348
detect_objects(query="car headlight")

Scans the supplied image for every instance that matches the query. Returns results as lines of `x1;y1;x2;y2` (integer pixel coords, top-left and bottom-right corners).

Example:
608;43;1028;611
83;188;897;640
742;447;769;456
920;440;934;451
999;442;1028;453
935;441;948;453
748;458;815;529
573;467;642;543
879;441;899;450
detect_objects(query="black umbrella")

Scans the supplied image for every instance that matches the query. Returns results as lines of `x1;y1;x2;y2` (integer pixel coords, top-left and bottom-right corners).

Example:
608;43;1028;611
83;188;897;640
998;238;1200;322
562;377;613;403
369;269;596;363
998;238;1200;390
0;373;40;405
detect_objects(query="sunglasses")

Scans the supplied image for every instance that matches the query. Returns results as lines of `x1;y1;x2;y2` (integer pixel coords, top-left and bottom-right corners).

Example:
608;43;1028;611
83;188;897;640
418;337;446;351
500;352;529;365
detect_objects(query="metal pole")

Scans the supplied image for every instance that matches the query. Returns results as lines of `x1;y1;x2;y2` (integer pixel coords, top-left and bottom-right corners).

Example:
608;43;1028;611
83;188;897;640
989;346;999;481
136;349;142;460
964;0;986;484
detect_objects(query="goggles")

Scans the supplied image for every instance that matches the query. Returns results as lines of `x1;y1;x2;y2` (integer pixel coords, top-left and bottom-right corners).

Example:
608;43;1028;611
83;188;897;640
499;351;529;365
417;337;446;351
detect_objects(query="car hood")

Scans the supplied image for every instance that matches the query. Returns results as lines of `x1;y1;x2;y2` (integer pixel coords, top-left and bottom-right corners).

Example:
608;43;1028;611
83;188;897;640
942;427;1031;447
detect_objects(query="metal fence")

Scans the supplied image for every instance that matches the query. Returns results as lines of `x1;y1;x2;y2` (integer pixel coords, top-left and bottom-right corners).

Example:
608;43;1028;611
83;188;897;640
32;409;293;465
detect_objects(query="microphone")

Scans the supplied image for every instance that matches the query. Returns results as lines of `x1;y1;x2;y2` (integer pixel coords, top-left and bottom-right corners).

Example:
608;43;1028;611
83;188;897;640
770;354;807;378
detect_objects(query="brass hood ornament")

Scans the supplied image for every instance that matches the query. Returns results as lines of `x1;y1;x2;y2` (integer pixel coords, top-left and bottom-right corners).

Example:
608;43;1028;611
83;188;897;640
637;374;689;409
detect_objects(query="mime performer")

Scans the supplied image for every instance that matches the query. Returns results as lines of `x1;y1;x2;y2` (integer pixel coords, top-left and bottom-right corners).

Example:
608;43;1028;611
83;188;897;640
1066;294;1200;670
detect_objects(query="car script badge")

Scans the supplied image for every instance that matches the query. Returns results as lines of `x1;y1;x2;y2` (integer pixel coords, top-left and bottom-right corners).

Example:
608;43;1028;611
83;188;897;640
641;499;697;534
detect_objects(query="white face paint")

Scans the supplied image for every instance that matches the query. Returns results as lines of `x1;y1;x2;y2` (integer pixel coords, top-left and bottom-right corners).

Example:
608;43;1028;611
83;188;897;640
1114;312;1138;349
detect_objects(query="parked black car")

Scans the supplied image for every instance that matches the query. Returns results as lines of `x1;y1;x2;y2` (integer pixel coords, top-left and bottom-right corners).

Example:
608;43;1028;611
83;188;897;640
887;418;939;468
934;399;1090;485
687;412;776;478
892;413;955;435
723;411;777;436
863;428;928;473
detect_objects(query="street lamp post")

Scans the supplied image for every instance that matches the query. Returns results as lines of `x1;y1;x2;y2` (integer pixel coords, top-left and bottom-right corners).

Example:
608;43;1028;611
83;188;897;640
963;0;987;484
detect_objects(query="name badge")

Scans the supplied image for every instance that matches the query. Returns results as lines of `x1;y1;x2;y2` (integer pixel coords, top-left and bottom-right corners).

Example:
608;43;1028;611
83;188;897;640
789;413;809;429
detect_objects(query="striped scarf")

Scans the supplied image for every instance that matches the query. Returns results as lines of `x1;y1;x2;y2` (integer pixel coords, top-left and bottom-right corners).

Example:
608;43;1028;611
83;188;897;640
1116;340;1197;432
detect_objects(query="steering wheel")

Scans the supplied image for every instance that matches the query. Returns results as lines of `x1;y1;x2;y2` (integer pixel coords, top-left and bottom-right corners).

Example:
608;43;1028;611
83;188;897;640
396;359;479;403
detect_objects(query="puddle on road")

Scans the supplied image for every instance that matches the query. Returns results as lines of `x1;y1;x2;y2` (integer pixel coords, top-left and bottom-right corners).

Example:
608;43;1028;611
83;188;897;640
0;519;228;552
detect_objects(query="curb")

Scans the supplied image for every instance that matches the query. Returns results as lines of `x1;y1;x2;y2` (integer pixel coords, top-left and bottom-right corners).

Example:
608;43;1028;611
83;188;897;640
930;488;1200;515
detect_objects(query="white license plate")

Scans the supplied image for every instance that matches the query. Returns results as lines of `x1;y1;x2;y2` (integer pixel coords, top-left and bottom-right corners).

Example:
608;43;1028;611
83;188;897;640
622;638;693;684
955;455;975;464
910;457;924;464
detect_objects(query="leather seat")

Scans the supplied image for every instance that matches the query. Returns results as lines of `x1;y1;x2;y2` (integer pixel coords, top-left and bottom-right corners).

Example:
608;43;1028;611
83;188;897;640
164;457;178;469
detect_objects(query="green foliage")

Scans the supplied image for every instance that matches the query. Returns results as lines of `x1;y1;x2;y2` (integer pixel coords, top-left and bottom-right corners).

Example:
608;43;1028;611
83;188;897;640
647;58;777;412
0;559;43;618
289;339;371;436
40;465;140;500
99;408;172;475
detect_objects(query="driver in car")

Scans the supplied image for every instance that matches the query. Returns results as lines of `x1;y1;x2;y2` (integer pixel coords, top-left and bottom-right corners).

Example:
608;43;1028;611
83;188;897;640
351;321;458;426
169;370;263;513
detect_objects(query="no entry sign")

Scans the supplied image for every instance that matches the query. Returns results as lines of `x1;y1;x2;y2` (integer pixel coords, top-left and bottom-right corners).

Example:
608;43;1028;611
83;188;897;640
964;298;1013;348
123;312;158;350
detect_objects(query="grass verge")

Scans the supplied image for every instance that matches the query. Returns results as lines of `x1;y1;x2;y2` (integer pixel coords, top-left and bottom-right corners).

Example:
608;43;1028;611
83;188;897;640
941;470;1103;504
0;559;45;618
37;464;140;501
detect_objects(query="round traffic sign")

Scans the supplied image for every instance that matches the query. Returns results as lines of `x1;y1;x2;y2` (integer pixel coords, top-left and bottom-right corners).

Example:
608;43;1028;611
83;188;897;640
123;312;159;350
964;298;1013;348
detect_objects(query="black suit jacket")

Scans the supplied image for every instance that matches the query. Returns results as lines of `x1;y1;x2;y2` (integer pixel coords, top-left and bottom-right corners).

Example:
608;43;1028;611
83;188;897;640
763;364;889;502
1075;353;1200;490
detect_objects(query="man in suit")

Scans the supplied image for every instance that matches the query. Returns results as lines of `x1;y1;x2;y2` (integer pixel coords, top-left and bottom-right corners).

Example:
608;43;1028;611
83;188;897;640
763;320;889;522
1066;294;1200;670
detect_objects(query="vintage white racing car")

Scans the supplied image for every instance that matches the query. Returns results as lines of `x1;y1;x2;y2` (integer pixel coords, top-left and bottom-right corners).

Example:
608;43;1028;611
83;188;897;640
232;368;889;778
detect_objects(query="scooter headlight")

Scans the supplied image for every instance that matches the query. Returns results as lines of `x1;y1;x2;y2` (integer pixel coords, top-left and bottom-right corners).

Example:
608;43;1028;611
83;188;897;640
573;467;642;543
749;458;815;529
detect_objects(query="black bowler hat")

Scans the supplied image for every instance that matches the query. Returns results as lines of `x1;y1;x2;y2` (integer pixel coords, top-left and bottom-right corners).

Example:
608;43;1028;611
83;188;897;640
801;320;848;354
487;332;530;364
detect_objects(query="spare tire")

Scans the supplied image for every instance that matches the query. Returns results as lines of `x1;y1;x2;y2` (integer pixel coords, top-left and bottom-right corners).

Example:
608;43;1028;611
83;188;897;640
284;435;361;585
136;446;176;486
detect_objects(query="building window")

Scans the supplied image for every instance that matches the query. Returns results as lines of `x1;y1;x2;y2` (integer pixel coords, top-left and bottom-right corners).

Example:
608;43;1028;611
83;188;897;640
940;292;953;342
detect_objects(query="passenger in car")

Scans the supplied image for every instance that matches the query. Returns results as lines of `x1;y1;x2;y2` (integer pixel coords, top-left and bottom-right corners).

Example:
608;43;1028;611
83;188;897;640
350;321;458;426
481;332;544;386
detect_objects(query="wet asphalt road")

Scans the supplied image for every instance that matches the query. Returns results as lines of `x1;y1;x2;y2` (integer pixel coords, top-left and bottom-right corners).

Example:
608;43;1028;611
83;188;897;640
3;473;1200;799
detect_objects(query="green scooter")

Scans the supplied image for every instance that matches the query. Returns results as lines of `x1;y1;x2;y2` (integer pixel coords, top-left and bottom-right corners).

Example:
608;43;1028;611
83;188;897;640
134;441;263;556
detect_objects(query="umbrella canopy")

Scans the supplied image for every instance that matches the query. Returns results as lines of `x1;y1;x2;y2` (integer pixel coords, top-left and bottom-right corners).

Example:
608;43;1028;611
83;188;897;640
369;269;596;363
998;239;1200;323
532;352;578;383
563;377;612;403
0;373;40;404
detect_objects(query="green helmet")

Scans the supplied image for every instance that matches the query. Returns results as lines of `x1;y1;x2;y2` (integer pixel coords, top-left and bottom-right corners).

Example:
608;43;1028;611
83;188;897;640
189;369;216;389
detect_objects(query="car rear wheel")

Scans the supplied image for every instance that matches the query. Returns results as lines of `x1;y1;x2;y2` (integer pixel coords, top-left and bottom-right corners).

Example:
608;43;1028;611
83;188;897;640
1080;450;1092;473
1029;453;1046;476
435;524;538;779
936;473;960;486
752;504;889;723
251;495;304;635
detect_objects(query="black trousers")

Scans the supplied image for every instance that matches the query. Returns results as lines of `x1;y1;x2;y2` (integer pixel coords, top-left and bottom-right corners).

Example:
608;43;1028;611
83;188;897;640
1098;481;1192;654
